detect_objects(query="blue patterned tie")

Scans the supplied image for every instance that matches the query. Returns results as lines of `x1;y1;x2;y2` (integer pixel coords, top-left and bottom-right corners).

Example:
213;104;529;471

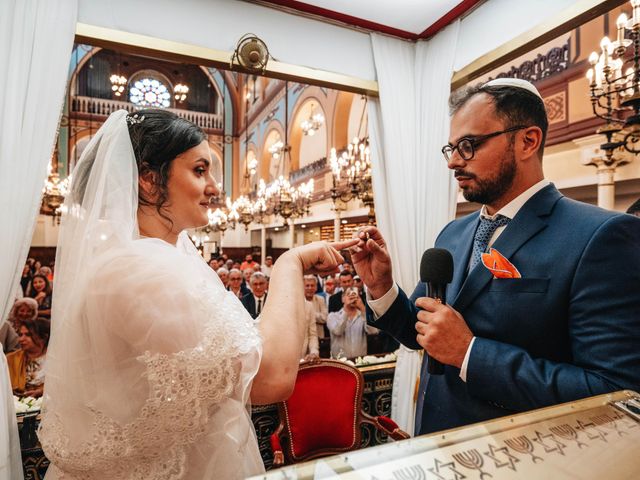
470;214;510;270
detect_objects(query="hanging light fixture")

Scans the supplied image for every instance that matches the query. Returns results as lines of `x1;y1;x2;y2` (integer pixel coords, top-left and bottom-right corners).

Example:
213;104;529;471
174;83;189;103
254;81;314;225
41;156;71;224
300;102;324;136
329;96;375;224
586;2;640;159
110;74;127;97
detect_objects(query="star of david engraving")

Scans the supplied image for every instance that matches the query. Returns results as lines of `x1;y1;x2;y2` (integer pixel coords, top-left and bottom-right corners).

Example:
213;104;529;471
575;419;608;443
591;414;628;437
483;443;520;471
532;430;566;456
427;458;466;480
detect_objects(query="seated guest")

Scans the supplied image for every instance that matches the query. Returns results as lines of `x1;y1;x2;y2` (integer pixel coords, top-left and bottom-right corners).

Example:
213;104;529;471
7;298;38;333
322;275;337;306
6;318;50;398
241;272;268;319
227;268;249;298
328;271;366;313
39;266;54;282
353;275;364;294
240;254;259;271
304;275;328;339
261;255;273;277
242;267;255;292
327;287;378;359
302;288;320;361
208;258;219;270
20;263;32;297
26;273;52;319
216;267;229;288
0;320;18;353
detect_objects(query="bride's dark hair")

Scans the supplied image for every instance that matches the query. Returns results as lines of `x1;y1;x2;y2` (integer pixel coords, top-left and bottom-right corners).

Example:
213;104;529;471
127;108;207;217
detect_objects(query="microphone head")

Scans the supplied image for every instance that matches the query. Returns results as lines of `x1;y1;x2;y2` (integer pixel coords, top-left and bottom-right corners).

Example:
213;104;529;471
420;248;454;284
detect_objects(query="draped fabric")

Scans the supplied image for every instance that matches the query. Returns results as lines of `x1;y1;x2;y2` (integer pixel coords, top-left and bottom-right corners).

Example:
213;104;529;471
0;3;76;478
0;0;77;323
368;22;460;434
39;111;264;479
0;353;23;480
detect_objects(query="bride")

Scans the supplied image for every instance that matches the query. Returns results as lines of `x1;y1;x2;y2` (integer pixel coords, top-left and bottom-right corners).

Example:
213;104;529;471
38;109;355;479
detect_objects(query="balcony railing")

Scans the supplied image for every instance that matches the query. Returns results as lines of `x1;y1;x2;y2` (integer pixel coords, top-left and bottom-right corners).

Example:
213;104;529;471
71;96;223;130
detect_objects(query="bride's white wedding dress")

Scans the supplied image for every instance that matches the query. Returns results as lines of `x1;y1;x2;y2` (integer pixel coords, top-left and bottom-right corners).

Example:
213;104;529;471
38;110;265;479
39;235;264;479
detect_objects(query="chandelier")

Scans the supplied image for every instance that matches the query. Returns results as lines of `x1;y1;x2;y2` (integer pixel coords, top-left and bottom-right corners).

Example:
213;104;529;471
200;197;238;237
109;74;127;97
301;102;324;136
174;83;189;103
253;81;314;225
329;137;375;223
254;176;314;225
586;2;640;164
41;160;71;224
232;195;256;231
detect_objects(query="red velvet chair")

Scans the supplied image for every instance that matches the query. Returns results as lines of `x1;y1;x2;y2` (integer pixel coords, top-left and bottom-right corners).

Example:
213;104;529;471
270;359;410;466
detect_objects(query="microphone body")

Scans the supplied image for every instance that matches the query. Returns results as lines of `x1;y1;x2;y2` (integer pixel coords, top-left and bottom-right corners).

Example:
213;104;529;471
419;248;454;375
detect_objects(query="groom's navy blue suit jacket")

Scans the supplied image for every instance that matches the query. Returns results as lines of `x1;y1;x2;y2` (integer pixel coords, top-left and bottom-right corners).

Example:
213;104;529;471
373;184;640;435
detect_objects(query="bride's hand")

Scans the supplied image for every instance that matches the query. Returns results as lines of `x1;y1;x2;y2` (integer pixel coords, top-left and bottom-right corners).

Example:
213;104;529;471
290;239;359;275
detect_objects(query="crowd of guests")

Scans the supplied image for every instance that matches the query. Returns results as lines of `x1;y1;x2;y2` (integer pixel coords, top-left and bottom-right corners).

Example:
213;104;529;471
209;253;397;361
1;252;391;401
2;258;53;399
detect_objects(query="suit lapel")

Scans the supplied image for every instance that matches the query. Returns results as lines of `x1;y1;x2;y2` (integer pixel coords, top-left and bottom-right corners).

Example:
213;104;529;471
448;216;479;304
452;184;562;313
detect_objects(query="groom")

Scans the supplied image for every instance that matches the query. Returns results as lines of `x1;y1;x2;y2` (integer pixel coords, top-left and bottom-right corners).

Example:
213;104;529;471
352;78;640;435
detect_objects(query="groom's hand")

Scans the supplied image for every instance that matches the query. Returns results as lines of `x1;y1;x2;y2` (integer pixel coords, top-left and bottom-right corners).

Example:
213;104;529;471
349;226;393;299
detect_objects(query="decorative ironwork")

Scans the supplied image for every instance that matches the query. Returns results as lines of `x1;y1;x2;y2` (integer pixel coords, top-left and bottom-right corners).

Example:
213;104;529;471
489;41;570;83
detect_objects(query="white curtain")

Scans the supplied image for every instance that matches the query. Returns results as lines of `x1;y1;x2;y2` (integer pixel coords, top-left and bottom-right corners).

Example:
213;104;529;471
0;354;22;480
0;0;77;323
369;22;460;435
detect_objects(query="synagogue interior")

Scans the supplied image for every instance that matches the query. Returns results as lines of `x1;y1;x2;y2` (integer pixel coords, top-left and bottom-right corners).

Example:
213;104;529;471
3;1;640;479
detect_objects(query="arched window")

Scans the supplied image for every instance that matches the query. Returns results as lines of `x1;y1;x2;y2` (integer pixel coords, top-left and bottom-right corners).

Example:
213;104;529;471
128;70;172;108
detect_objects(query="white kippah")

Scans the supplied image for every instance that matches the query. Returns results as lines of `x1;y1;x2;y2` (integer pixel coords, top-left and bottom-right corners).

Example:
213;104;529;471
482;78;542;99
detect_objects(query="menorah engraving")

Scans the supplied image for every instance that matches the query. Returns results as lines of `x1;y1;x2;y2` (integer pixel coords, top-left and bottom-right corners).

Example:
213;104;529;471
452;449;492;479
591;414;628;437
504;435;543;463
549;424;588;449
392;465;427;480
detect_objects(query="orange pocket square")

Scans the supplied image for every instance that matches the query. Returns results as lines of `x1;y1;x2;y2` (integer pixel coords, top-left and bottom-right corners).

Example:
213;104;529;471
481;248;521;279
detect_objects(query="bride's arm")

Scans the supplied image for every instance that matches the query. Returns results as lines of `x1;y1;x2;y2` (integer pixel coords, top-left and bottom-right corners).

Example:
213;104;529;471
251;240;357;404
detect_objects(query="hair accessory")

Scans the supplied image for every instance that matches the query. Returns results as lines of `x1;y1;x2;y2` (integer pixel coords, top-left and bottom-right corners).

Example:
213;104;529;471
482;78;542;100
126;113;145;125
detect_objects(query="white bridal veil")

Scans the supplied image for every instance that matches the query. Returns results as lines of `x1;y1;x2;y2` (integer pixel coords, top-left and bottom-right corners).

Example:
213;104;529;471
39;110;264;479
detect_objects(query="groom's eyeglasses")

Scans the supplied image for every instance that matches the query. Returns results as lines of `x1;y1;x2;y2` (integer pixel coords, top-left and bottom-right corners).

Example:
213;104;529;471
441;125;528;162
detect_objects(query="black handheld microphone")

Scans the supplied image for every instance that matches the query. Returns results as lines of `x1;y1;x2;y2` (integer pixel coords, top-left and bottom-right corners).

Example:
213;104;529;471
419;248;454;375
